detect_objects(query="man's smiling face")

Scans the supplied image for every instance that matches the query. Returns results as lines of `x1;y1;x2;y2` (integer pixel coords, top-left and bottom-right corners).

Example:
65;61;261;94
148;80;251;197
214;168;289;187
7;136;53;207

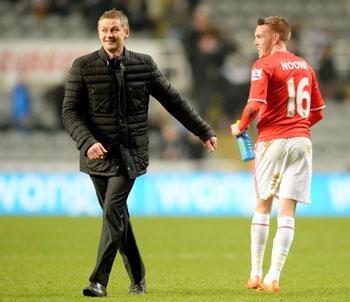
98;17;129;56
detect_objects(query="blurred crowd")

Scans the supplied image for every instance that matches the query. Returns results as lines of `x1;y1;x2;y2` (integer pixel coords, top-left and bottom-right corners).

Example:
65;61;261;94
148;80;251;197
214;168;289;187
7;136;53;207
1;0;349;161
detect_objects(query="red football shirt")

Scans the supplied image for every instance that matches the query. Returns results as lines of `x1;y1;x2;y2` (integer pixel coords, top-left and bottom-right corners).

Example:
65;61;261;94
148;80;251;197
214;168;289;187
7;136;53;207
248;51;325;142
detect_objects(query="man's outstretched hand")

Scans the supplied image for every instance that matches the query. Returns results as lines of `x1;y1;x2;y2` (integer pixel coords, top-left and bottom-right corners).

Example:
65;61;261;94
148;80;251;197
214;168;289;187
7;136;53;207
203;137;218;152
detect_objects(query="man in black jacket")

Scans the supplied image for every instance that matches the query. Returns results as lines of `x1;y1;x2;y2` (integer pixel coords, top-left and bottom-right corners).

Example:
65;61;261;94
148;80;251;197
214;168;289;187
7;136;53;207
62;9;217;297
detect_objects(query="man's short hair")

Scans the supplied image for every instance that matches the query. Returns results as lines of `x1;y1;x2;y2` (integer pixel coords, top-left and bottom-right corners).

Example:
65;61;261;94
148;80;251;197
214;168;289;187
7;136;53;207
257;16;291;43
98;9;129;30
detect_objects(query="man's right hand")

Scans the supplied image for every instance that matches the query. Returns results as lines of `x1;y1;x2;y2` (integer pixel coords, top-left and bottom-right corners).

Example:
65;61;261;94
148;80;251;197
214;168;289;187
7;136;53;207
230;122;243;137
87;143;108;160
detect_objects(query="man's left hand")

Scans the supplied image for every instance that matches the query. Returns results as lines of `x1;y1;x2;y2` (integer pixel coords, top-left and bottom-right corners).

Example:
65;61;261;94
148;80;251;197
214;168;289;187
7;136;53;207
204;137;217;152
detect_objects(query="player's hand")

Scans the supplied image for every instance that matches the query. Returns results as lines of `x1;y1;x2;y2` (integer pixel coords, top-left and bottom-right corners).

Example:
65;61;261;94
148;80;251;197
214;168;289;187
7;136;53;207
203;136;217;152
230;122;243;137
87;143;108;160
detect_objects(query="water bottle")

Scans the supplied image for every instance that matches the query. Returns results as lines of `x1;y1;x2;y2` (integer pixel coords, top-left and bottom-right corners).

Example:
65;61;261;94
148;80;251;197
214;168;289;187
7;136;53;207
236;122;255;161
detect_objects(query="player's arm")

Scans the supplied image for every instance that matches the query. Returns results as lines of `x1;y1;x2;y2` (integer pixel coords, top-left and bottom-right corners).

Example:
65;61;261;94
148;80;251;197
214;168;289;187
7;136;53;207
231;60;268;137
239;101;262;130
231;101;262;136
308;109;324;127
308;67;325;127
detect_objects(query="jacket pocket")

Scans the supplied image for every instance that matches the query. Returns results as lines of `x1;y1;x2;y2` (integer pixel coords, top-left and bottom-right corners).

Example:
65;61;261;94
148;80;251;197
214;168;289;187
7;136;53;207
88;85;117;115
90;95;117;114
86;156;120;175
127;85;148;111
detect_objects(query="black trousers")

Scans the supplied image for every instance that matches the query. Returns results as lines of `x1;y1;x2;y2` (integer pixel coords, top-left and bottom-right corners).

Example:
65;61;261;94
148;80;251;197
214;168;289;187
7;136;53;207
89;169;145;287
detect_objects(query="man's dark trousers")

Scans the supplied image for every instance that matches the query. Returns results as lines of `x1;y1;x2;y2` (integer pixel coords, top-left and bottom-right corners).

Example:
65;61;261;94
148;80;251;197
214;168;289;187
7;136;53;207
89;168;145;287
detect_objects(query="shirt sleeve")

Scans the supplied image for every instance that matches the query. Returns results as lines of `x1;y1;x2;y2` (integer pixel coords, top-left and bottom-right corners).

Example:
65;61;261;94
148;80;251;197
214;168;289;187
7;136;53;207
309;66;326;111
247;60;271;104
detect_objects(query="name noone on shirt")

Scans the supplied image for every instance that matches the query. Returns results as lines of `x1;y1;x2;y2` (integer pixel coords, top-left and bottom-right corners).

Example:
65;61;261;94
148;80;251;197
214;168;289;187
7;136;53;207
280;61;308;71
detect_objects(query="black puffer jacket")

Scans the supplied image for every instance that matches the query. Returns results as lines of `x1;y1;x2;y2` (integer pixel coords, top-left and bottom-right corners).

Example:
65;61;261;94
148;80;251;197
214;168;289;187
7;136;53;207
63;47;215;178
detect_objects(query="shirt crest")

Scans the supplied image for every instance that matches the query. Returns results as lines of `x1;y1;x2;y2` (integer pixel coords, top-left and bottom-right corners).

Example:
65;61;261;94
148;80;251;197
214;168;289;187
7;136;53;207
251;68;262;81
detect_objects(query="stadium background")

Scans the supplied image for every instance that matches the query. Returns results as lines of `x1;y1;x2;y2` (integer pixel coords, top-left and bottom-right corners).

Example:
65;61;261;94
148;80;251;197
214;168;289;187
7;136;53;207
0;0;349;216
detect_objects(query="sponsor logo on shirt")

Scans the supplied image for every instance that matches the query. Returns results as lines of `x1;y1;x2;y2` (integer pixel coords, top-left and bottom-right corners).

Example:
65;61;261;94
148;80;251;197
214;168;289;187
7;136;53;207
251;68;262;81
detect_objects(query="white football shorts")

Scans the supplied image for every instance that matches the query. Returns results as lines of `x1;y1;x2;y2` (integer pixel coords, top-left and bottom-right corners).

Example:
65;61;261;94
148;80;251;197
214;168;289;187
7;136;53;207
254;137;312;204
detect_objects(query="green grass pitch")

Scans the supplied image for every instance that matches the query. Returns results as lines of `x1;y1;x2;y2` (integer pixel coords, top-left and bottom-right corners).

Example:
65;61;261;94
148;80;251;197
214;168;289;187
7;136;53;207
0;216;349;301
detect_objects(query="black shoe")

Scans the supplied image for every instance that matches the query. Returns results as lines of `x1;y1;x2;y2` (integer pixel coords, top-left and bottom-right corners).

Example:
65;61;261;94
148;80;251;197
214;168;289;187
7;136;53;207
129;279;146;294
83;282;107;297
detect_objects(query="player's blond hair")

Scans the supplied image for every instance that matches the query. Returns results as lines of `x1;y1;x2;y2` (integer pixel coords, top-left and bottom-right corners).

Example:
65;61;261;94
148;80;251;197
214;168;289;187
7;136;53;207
257;16;291;43
98;9;129;30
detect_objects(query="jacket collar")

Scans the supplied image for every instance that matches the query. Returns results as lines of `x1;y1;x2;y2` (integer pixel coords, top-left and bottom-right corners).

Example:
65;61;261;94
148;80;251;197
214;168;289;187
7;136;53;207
98;47;130;66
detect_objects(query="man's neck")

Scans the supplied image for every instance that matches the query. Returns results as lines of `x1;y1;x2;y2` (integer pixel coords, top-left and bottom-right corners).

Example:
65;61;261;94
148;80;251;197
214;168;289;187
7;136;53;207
104;47;124;59
271;44;287;55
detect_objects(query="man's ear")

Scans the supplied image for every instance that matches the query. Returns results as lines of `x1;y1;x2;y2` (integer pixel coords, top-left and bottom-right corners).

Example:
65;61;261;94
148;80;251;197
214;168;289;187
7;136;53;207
272;32;281;45
124;29;130;39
